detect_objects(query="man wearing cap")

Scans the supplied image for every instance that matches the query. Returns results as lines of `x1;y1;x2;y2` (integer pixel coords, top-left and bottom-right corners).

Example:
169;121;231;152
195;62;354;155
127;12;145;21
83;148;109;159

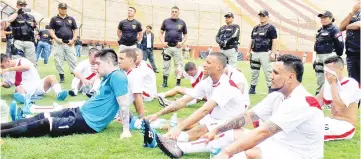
160;6;188;87
247;10;278;94
7;0;37;65
340;3;360;84
216;12;240;68
117;7;143;51
48;3;78;83
313;10;344;95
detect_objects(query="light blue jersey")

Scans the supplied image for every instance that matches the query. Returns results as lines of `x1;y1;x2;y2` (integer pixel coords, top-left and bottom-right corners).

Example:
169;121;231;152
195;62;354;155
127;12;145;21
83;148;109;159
80;70;128;132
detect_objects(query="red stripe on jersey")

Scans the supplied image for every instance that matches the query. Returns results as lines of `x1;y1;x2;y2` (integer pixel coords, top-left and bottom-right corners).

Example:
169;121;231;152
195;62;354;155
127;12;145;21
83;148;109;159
323;98;332;105
340;80;349;86
229;80;239;89
126;70;133;75
212;82;220;87
229;72;233;79
85;73;96;80
142;91;150;97
191;71;204;88
324;128;355;140
305;96;322;110
14;59;22;87
146;63;153;69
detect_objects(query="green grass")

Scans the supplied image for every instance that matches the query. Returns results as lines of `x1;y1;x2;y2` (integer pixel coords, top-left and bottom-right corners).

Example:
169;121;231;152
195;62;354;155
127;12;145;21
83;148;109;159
1;51;360;159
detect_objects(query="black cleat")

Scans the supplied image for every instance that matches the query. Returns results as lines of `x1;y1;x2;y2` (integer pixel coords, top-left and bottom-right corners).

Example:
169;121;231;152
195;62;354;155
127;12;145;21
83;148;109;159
68;90;77;96
156;135;184;158
141;119;158;148
86;91;95;98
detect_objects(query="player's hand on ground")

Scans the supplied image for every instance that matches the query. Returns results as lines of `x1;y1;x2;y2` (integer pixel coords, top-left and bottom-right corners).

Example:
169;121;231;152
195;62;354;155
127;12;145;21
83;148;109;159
120;130;132;139
144;114;159;122
201;130;217;144
166;126;181;140
213;150;231;159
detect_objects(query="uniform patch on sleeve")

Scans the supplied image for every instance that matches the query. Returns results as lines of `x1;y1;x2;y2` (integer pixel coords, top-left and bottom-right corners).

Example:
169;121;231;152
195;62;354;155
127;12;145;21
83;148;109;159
334;32;342;38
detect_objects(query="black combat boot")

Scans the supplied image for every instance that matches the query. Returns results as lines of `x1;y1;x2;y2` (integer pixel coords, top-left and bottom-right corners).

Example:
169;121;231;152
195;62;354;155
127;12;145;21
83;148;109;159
162;76;168;88
249;85;256;94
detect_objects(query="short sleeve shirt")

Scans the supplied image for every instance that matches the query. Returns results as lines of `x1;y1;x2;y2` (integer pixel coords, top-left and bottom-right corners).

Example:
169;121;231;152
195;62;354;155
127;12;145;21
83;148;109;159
49;15;78;40
251;24;277;40
80;70;128;132
38;30;51;44
118;19;142;44
182;66;204;88
136;60;157;97
74;60;94;79
126;69;144;104
227;67;250;107
161;18;187;43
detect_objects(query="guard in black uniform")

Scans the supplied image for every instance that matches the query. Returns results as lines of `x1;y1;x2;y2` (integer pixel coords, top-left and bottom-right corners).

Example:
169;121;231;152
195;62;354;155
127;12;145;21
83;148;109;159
340;3;360;83
216;12;240;67
314;10;344;95
117;7;143;51
8;0;37;65
247;10;278;94
160;6;188;87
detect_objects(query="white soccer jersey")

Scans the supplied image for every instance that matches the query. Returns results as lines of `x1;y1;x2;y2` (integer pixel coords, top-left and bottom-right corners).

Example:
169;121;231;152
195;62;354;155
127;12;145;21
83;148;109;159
136;60;157;97
189;74;246;120
227;67;250;107
74;60;96;80
183;66;205;88
2;58;41;87
323;77;361;107
126;69;146;103
252;85;324;159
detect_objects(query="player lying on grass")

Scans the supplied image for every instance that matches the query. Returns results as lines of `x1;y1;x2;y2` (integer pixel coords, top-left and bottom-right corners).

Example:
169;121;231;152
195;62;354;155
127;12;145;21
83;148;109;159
154;54;324;159
69;48;101;98
1;49;132;139
140;52;247;148
0;54;68;103
316;56;360;141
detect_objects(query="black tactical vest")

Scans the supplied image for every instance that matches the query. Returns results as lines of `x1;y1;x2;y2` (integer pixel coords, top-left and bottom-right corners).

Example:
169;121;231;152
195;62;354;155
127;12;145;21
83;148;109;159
11;13;35;41
252;24;272;52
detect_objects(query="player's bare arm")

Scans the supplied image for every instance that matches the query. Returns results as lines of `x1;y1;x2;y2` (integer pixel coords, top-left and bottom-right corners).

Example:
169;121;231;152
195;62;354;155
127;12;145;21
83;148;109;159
117;94;131;139
133;93;145;117
219;121;282;158
178;100;217;130
216;111;259;134
346;21;361;30
1;64;31;74
155;95;194;117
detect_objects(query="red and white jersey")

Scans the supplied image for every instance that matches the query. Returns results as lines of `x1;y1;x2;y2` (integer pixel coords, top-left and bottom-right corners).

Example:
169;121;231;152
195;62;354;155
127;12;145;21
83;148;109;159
183;66;205;88
227;67;250;107
189;74;246;120
136;60;157;97
252;85;324;159
2;58;41;87
323;77;361;107
74;60;97;80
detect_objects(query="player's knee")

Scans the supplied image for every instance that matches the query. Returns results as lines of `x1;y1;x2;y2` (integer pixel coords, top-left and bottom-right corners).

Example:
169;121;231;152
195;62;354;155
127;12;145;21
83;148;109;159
245;148;261;159
15;86;25;93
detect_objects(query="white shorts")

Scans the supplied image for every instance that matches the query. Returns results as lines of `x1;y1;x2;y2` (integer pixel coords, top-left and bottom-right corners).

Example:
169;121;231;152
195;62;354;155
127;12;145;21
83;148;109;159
142;91;154;102
17;78;48;96
231;138;303;159
184;88;193;95
199;114;226;131
324;117;355;141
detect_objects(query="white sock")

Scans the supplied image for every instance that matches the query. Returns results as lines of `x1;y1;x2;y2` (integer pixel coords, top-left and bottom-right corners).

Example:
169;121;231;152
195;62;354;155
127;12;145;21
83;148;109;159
71;78;80;90
158;93;165;98
186;99;197;106
178;129;235;154
149;118;167;129
177;131;189;142
53;83;62;95
134;119;142;129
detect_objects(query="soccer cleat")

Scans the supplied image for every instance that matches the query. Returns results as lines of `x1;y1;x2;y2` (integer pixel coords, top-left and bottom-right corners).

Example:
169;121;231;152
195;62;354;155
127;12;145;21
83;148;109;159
129;115;139;130
157;96;166;107
86;91;95;98
17;107;24;120
13;93;25;104
156;135;184;158
57;90;68;101
22;99;32;115
68;89;77;96
141;119;158;148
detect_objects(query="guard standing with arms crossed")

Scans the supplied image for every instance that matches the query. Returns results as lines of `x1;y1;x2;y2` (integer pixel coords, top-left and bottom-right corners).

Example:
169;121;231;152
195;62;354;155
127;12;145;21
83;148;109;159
117;7;143;51
247;10;278;94
216;12;240;68
7;0;37;65
340;3;360;83
48;3;78;83
314;10;344;95
160;6;188;87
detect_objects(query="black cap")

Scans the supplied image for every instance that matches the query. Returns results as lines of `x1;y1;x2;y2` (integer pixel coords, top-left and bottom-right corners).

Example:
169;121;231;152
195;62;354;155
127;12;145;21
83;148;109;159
224;12;234;18
58;3;67;9
17;0;27;5
258;10;269;16
318;10;335;22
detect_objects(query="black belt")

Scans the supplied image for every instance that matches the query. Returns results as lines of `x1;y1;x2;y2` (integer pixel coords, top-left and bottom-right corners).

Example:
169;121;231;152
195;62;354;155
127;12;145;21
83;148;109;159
167;42;178;47
124;43;136;46
14;37;33;42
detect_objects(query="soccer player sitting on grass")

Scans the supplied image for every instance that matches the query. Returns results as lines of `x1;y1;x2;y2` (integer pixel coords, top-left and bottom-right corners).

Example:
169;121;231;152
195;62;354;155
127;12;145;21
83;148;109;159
1;49;132;139
157;61;206;107
316;56;360;141
0;54;68;104
69;48;101;98
140;53;247;149
154;54;324;159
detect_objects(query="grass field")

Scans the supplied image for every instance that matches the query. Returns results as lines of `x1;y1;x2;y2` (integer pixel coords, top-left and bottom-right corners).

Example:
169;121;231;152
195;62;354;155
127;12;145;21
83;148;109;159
1;50;360;159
